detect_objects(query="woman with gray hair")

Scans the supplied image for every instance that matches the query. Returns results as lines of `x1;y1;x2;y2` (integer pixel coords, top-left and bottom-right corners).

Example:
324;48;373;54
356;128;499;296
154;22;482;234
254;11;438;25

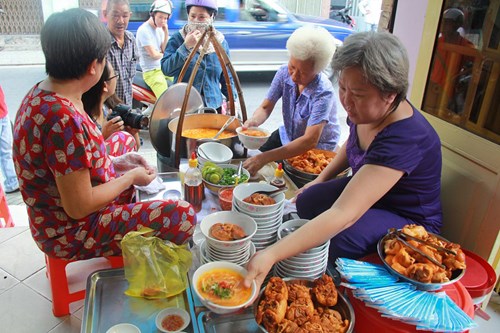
243;25;341;176
244;32;442;290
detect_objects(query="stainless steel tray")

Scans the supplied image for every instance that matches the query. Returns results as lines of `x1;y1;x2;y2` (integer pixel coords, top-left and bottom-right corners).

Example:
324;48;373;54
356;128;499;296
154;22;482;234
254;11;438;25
197;308;262;333
81;268;198;333
136;172;183;202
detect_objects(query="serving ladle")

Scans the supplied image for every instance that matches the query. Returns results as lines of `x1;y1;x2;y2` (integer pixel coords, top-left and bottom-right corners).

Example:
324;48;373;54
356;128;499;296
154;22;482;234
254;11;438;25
212;116;237;140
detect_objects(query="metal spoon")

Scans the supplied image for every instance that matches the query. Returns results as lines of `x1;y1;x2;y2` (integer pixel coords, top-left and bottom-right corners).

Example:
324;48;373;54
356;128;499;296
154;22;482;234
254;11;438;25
212;116;237;140
248;186;288;198
197;145;210;160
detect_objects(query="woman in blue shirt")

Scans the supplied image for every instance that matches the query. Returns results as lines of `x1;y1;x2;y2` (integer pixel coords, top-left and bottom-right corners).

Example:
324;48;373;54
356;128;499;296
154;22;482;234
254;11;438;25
160;0;233;111
243;26;341;176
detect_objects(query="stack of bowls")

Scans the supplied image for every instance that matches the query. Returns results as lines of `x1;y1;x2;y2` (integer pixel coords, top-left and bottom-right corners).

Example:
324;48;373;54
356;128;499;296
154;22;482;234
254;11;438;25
199;211;257;266
275;219;329;279
197;141;233;168
232;183;285;251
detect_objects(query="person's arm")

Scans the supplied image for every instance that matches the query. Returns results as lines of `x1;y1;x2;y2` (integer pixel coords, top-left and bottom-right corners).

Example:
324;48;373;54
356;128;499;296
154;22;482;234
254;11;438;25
244;163;405;289
244;98;276;127
243;121;325;176
161;33;195;77
160;23;169;53
55;166;155;220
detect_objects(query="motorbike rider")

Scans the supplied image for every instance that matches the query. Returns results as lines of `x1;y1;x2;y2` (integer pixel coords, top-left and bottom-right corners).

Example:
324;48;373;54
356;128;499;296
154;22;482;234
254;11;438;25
136;0;173;99
160;0;235;112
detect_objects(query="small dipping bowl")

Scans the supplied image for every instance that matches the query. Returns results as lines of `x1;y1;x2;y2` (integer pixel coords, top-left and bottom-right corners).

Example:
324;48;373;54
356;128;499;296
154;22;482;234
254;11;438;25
155;307;190;333
218;187;234;211
106;323;141;333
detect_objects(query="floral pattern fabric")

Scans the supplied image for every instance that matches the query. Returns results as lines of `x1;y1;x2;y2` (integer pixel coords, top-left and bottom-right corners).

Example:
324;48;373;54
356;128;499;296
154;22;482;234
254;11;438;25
13;85;196;260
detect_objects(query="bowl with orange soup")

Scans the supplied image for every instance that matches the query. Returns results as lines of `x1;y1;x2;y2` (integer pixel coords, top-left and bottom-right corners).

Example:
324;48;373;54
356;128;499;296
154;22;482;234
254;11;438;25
192;261;257;314
236;126;271;150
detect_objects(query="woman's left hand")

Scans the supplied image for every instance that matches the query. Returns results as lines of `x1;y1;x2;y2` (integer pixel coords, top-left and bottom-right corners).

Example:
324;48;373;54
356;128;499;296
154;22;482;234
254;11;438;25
243;155;265;177
244;249;275;299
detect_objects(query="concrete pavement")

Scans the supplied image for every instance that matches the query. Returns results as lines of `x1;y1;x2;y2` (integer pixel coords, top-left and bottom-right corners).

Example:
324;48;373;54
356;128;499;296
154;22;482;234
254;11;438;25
0;35;44;66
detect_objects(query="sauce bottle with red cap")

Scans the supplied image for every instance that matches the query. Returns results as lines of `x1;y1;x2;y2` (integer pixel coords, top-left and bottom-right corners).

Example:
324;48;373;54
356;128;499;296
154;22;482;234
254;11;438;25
270;162;286;188
184;152;204;212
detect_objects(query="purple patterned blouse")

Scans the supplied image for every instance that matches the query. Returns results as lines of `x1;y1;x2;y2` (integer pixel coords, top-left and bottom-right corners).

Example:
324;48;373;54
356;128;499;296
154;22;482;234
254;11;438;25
266;65;341;150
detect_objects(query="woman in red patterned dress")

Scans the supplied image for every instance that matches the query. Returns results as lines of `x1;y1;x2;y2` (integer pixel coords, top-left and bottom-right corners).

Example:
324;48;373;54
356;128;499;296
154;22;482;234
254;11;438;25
12;8;196;260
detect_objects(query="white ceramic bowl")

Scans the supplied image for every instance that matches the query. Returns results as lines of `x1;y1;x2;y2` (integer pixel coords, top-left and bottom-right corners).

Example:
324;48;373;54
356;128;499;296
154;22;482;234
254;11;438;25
233;183;285;214
277;219;308;240
202;164;251;195
192;261;257;314
155;307;190;333
106;323;141;333
200;211;257;250
236;126;271;150
233;200;285;219
197;142;233;166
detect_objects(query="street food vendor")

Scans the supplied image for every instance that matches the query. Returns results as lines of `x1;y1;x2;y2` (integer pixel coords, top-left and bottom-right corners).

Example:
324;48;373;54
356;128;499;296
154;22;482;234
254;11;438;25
244;31;442;290
242;25;341;176
12;8;197;261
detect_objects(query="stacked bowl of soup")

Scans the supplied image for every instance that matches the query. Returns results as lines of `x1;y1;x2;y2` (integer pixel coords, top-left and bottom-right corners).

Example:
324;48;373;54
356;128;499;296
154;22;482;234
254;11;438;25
199;211;257;266
232;183;285;251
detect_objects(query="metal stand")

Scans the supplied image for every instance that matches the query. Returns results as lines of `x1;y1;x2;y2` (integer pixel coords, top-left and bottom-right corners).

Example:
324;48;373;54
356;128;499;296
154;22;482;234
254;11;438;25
173;26;248;168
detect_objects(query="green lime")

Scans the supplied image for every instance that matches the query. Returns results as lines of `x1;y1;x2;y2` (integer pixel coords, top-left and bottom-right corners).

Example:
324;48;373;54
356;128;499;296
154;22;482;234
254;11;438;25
209;173;221;184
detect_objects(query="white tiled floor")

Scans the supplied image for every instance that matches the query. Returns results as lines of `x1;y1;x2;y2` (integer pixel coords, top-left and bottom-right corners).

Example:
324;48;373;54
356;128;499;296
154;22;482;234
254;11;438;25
0;208;499;333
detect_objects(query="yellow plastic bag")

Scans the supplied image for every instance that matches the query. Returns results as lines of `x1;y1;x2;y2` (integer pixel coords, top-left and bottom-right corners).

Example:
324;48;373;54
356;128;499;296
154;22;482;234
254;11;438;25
122;227;193;299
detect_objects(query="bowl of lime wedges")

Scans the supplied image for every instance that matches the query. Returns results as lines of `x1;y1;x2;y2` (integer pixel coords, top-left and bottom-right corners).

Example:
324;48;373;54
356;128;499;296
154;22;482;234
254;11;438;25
201;163;250;195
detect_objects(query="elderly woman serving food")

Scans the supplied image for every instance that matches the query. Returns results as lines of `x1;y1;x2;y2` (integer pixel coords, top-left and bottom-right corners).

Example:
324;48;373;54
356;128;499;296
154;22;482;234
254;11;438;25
244;31;442;290
242;26;341;176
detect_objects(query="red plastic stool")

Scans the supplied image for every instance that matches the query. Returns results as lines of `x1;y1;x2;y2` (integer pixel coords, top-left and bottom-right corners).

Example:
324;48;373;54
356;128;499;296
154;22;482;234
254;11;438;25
45;254;124;316
0;186;14;227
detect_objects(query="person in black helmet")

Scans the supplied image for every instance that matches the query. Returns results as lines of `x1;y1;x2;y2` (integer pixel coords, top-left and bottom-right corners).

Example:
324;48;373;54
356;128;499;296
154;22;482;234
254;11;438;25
136;0;173;98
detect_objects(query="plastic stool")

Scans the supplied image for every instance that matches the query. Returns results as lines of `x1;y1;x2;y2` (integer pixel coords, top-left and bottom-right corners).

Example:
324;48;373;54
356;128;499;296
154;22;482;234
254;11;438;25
0;186;14;227
45;254;124;316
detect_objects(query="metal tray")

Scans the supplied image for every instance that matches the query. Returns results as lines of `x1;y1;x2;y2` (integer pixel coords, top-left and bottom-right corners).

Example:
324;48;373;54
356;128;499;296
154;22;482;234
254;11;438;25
81;268;198;333
197;308;262;333
135;172;183;202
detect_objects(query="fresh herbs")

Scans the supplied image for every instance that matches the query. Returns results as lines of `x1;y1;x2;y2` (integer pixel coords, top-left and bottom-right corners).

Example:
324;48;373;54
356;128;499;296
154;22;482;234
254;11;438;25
202;279;233;299
201;162;249;185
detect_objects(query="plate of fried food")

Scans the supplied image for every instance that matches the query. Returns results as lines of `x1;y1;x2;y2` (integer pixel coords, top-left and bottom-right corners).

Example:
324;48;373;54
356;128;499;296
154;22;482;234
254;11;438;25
283;149;336;187
254;275;353;333
377;224;466;291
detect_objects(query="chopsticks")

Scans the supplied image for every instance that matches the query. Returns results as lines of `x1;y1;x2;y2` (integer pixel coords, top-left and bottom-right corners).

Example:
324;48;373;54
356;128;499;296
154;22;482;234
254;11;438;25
388;228;447;269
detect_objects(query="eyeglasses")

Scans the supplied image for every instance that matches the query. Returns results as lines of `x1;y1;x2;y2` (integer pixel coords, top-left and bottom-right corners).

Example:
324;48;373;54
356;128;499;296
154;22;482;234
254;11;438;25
106;73;120;81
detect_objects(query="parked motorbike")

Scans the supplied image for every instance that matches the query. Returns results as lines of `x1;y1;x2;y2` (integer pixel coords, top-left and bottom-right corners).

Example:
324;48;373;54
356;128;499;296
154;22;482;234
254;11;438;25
132;65;175;117
330;6;355;29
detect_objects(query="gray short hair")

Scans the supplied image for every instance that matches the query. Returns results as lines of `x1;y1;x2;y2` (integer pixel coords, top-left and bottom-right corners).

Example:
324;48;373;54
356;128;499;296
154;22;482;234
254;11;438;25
332;31;409;106
286;26;336;73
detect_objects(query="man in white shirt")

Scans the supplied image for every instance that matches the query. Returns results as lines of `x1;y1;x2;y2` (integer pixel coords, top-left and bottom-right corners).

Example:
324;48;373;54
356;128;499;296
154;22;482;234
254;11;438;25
136;0;172;98
358;0;382;32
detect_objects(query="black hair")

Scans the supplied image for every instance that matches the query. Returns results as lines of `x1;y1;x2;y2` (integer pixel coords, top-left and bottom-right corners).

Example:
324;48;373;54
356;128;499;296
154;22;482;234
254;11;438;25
41;8;111;80
82;63;110;120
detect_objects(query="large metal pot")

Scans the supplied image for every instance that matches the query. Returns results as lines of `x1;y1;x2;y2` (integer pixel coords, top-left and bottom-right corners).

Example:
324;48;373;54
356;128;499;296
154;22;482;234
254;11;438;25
168;113;245;160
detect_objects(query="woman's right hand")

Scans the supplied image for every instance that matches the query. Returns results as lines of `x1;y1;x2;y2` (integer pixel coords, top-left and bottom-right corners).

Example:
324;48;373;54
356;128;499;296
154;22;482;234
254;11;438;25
291;178;320;202
242;118;260;130
126;167;156;187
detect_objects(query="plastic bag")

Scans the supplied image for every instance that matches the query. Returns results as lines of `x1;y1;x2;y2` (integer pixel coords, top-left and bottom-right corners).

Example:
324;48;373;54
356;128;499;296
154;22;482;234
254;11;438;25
122;227;193;299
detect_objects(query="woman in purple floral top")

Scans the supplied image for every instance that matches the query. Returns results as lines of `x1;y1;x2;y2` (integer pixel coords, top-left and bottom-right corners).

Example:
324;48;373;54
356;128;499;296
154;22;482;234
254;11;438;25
243;26;341;176
244;32;442;291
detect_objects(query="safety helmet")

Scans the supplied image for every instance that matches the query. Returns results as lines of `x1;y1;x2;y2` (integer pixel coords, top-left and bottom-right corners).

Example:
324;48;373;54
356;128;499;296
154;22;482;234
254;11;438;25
185;0;218;13
443;8;464;25
150;0;173;16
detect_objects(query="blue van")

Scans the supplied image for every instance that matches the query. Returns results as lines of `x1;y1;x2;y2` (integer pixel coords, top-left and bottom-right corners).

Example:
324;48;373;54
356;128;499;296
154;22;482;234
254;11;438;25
104;0;354;72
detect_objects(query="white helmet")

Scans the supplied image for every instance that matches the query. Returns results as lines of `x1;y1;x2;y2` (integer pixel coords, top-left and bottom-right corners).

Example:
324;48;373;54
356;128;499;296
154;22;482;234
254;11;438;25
150;0;173;16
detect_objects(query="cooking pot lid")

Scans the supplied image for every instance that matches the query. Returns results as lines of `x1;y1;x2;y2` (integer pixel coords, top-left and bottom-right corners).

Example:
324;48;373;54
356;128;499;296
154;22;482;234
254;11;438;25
149;83;204;156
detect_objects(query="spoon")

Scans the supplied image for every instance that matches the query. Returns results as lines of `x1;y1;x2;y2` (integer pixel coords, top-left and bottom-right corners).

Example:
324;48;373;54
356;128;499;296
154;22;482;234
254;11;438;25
197;145;210;160
280;226;300;238
212;116;237;140
234;161;243;186
248;186;288;198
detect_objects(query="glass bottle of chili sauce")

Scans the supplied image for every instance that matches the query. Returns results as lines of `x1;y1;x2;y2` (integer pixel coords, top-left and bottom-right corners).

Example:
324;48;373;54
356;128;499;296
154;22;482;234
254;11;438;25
184;152;204;212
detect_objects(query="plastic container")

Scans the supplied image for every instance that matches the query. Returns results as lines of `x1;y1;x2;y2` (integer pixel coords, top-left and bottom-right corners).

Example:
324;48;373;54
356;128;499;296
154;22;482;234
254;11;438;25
348;254;474;333
270;163;286;188
218;187;233;211
184;152;204;212
460;249;497;304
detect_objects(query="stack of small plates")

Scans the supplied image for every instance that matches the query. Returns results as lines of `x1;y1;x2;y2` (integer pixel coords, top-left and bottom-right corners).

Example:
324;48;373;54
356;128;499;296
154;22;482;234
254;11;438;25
232;183;286;251
199;239;256;266
199;211;258;266
275;219;329;280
